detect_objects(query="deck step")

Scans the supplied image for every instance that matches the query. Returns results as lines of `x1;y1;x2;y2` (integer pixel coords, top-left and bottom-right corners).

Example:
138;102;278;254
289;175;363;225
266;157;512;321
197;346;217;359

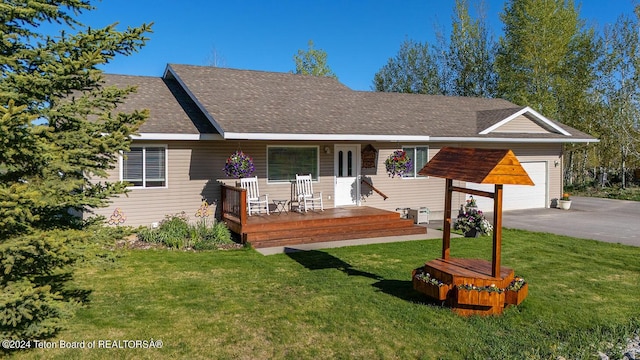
245;218;418;242
248;224;426;248
225;206;431;249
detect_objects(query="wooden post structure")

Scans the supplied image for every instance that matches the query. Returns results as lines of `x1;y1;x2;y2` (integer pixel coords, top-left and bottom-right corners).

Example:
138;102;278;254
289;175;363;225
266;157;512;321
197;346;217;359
417;147;534;278
414;147;534;316
442;179;453;260
492;184;503;277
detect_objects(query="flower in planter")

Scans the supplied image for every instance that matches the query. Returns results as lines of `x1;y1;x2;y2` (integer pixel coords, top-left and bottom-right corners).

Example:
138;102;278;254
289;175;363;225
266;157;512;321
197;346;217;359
457;283;478;290
415;271;446;287
458;283;503;293
561;193;571;201
506;277;527;291
223;151;255;178
384;150;413;178
454;209;493;236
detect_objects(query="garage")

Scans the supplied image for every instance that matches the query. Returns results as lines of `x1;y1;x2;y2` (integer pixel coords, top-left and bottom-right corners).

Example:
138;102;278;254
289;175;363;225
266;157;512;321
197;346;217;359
466;161;548;211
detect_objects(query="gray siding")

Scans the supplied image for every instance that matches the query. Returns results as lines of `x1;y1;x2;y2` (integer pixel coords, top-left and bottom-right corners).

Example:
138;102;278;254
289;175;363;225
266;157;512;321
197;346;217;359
493;114;552;133
94;140;563;227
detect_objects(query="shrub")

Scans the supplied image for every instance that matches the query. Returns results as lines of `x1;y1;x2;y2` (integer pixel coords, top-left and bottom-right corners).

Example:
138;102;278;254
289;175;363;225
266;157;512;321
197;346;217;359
193;221;233;250
212;221;232;243
137;215;234;250
0;228;113;342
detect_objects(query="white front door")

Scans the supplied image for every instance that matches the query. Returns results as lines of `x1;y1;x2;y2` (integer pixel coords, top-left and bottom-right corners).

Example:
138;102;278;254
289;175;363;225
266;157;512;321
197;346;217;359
334;145;360;206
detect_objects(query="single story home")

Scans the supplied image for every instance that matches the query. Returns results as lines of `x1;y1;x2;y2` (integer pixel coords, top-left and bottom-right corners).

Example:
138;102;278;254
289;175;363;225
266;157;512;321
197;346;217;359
94;64;597;228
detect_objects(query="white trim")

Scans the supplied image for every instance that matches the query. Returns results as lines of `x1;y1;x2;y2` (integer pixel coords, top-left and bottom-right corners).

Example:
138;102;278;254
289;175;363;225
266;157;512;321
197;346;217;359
131;133;222;141
479;106;572;136
131;132;596;143
120;144;169;189
334;144;361;207
224;132;431;141
430;136;597;143
401;145;430;179
165;65;227;137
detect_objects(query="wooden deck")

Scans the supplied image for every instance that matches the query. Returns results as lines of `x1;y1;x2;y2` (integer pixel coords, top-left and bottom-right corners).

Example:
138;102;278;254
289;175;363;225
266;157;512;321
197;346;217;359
224;206;426;248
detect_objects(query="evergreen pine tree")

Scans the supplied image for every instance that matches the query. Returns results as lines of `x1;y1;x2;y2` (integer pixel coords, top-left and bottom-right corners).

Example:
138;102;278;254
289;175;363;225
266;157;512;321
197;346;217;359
0;0;151;341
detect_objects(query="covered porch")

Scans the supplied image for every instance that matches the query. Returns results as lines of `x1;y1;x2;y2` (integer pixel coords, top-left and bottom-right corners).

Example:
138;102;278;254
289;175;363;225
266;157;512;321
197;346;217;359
221;185;426;248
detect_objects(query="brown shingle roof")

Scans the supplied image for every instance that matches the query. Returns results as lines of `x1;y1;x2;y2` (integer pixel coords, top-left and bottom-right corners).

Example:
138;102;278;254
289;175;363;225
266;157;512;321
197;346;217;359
165;64;595;141
101;74;217;134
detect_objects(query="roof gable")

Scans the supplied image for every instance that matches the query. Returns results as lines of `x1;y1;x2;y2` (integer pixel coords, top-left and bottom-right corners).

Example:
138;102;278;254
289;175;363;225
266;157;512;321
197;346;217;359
479;107;571;136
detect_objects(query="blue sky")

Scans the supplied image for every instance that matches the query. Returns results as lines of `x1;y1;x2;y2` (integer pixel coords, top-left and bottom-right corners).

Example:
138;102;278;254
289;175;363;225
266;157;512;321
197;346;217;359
46;0;636;91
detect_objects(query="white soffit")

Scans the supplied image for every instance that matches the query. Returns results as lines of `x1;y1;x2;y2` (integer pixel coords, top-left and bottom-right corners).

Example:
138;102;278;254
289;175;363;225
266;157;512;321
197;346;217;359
131;133;223;140
429;136;596;143
222;132;431;141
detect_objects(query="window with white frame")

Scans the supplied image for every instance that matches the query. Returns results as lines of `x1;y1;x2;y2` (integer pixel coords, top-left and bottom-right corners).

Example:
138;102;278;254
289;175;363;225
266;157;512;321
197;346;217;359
267;146;319;182
402;146;429;178
122;146;167;187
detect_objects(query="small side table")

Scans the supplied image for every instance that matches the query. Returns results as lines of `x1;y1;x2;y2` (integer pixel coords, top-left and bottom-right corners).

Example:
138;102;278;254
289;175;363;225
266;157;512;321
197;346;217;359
272;199;289;215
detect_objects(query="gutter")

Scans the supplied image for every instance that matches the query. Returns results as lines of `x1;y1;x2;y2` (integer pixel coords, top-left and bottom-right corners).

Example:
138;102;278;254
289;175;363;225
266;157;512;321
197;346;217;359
429;137;599;144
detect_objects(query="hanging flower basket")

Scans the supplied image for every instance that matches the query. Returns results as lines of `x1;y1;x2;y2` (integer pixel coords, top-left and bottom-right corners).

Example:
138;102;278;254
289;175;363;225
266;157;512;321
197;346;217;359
223;151;255;178
385;150;413;178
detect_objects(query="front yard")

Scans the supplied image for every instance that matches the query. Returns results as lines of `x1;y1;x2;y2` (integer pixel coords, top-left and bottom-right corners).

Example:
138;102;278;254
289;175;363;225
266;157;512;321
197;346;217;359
12;229;640;359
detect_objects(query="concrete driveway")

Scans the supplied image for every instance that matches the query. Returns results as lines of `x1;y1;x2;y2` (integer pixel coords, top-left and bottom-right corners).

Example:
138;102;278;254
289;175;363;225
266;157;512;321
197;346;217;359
258;196;639;255
502;196;640;247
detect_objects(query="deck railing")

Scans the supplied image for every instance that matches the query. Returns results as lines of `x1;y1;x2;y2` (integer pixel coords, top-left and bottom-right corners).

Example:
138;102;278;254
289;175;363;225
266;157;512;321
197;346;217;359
221;184;247;231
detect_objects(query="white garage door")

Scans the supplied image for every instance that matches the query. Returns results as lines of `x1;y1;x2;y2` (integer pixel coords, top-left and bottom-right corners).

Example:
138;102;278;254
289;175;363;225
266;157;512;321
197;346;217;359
465;162;547;211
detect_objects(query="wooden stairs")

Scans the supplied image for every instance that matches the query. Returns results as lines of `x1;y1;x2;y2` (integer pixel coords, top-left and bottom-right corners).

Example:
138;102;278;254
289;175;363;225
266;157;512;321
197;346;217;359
231;207;427;249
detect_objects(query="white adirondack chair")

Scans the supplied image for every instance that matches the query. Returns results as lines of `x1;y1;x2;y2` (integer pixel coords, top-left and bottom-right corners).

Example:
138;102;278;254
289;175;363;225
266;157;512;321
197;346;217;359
240;176;269;216
295;174;323;212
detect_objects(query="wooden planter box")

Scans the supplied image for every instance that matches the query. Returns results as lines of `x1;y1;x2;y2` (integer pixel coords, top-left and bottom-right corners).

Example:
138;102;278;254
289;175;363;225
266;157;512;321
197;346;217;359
456;288;505;307
412;276;451;301
504;283;528;306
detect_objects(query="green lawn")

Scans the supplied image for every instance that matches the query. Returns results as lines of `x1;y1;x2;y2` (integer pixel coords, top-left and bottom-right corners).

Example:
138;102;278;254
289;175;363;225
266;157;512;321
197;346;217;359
12;229;640;359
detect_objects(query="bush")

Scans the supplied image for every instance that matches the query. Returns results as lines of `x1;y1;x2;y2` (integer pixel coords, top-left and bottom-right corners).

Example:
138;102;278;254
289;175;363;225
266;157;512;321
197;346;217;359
0;229;99;342
567;184;640;202
137;214;234;250
193;221;233;250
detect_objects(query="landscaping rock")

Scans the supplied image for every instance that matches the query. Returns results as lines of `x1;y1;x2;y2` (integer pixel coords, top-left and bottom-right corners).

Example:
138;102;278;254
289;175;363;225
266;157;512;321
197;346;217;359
598;334;640;360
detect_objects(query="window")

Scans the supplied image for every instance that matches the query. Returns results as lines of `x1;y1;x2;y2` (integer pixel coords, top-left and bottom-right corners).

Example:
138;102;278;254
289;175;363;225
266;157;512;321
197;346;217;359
122;146;167;188
337;150;354;177
402;146;429;178
267;146;319;182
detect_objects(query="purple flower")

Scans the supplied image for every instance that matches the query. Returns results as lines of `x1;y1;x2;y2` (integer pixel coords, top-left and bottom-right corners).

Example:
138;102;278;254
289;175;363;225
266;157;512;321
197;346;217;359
385;150;413;178
223;151;255;178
